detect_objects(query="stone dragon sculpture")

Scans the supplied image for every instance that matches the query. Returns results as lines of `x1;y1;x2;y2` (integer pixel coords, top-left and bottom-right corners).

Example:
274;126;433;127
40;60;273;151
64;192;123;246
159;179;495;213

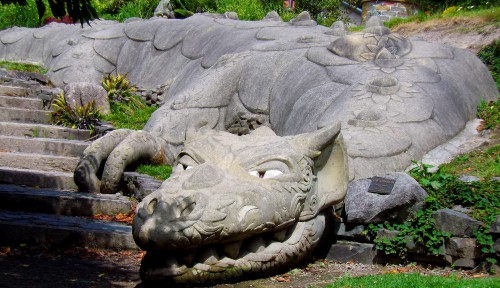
0;12;497;285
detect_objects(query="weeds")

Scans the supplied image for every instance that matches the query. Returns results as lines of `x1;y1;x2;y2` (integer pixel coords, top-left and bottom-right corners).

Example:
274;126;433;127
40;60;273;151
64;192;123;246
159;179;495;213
371;161;499;263
440;144;500;179
50;93;102;134
102;98;157;130
135;164;172;180
101;73;137;103
478;41;500;90
0;60;47;74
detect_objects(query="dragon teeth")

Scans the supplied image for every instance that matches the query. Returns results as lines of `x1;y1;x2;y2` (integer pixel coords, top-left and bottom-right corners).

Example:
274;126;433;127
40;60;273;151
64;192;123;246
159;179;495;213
244;235;266;253
179;250;196;265
198;247;219;265
271;229;287;241
222;240;242;259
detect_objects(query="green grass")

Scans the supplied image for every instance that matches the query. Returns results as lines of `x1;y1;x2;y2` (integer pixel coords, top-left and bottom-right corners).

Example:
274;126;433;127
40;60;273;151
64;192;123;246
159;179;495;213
0;60;47;74
135;164;172;180
385;6;500;29
327;273;500;288
440;144;500;179
102;96;158;130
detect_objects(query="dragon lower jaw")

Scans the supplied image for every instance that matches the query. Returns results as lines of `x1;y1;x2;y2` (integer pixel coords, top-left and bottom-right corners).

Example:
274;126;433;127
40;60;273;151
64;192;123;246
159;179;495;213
140;213;326;285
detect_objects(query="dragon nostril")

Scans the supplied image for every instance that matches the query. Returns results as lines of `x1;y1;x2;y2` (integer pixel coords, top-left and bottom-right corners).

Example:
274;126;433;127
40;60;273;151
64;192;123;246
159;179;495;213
147;198;157;215
181;201;196;217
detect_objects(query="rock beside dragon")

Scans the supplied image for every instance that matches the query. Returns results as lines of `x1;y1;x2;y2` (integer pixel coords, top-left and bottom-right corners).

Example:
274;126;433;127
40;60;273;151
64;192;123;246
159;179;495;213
0;12;497;285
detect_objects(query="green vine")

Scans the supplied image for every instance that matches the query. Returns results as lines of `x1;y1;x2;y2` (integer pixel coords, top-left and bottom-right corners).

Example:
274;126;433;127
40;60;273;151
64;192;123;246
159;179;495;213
370;161;499;264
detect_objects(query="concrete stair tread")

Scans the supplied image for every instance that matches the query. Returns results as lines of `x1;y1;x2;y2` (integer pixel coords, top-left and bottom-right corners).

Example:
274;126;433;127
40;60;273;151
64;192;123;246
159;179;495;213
0;95;46;110
0;84;27;96
0;210;138;250
0;121;92;140
0;166;77;191
0;135;89;157
0;106;51;124
0;184;134;216
0;152;79;172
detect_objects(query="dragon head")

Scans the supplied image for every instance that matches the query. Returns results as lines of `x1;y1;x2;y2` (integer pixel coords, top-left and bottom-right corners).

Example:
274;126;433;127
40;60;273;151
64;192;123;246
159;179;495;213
133;123;347;284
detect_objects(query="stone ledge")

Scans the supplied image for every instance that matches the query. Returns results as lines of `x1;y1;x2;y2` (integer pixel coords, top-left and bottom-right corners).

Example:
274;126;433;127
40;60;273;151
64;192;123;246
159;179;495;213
0;184;134;216
0;210;138;250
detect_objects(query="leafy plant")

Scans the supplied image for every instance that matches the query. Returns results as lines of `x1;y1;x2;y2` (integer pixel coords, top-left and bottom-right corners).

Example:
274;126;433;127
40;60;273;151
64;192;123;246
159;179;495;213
100;73;157;130
50;93;102;134
369;201;450;258
0;0;49;29
101;73;137;103
478;40;500;90
372;161;499;262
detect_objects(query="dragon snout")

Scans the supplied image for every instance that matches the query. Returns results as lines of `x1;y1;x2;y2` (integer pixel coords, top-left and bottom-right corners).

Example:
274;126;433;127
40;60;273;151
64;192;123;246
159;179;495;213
140;194;204;222
182;163;223;190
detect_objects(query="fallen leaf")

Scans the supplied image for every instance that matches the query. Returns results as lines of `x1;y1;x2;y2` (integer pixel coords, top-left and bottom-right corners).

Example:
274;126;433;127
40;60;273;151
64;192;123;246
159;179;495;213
275;276;290;282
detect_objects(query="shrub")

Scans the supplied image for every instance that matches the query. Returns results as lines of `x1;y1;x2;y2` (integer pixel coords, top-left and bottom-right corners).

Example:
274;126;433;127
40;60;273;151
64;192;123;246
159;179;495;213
371;161;499;262
50;93;102;134
478;40;500;90
0;0;45;29
101;73;140;105
100;73;156;130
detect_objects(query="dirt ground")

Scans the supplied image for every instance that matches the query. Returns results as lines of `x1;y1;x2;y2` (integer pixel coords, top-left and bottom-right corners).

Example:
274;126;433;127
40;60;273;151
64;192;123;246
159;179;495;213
0;245;494;288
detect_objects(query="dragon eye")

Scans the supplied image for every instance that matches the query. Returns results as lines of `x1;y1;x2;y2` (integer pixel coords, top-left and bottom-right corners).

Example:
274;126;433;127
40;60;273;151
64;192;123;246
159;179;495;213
248;169;283;179
174;153;198;173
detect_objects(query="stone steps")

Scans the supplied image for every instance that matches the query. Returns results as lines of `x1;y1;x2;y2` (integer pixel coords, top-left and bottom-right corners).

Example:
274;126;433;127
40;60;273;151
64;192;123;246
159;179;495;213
0;166;78;191
0;121;91;140
0;74;141;251
0;184;133;217
0;84;27;96
0;152;79;172
0;107;51;123
0;210;137;250
0;95;47;110
0;135;89;157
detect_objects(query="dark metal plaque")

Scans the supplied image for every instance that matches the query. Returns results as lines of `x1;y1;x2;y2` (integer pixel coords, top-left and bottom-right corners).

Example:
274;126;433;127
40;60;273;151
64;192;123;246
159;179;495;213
368;177;396;195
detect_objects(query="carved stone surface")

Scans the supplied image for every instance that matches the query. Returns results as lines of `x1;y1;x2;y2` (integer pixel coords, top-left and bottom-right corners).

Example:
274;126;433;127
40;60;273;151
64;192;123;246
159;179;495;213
0;14;496;181
133;125;348;284
0;13;498;284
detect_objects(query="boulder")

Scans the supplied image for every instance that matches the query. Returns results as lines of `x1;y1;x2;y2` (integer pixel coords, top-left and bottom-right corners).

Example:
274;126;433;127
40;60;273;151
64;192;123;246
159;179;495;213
63;82;110;115
443;256;477;268
490;215;500;236
345;172;427;224
445;237;481;259
432;209;484;237
333;223;370;242
122;172;162;201
326;241;383;264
